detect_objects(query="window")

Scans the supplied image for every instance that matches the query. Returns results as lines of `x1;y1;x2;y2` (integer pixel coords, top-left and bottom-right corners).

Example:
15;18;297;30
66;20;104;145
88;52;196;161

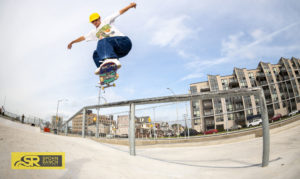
192;101;199;108
274;103;280;109
216;116;224;122
193;110;200;117
208;76;219;91
246;109;253;116
190;86;197;94
194;119;201;125
248;72;254;78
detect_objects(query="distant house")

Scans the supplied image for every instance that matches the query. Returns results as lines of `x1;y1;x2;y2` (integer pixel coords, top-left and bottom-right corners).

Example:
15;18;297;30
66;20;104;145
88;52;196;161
116;115;152;138
72;110;114;135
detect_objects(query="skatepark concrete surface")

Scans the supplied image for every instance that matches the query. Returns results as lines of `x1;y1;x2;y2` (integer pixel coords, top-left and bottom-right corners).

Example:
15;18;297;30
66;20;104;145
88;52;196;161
1;117;300;179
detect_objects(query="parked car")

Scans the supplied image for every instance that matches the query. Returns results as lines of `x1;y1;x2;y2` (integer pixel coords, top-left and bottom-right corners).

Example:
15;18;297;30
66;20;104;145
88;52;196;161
106;134;114;139
270;114;282;122
247;118;262;127
120;134;128;138
204;129;218;135
229;125;242;131
288;111;298;116
180;128;200;136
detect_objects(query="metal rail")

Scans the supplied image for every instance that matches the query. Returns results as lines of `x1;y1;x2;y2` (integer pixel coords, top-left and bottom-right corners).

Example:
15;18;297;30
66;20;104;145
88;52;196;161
62;87;261;126
60;87;270;167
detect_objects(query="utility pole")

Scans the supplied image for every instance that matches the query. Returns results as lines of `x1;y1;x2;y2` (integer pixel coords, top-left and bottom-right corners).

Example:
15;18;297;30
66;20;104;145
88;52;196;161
153;107;156;139
96;86;107;138
56;99;68;133
167;88;179;138
96;86;101;138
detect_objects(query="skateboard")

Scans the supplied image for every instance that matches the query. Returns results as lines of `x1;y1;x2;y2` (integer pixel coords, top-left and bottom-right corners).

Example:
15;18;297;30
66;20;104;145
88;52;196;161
99;62;119;90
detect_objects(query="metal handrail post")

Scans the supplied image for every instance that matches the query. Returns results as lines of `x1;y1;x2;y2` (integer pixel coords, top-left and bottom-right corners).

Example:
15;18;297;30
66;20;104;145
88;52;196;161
129;103;136;156
259;88;270;167
82;108;86;138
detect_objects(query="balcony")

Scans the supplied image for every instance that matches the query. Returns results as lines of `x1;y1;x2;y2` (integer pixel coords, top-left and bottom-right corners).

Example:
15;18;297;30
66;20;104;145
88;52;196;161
204;110;214;116
234;105;244;110
287;84;293;89
229;80;239;88
204;118;215;126
200;88;210;92
256;72;266;79
258;80;268;86
203;101;213;109
263;90;271;97
265;98;272;104
233;97;243;103
280;67;287;72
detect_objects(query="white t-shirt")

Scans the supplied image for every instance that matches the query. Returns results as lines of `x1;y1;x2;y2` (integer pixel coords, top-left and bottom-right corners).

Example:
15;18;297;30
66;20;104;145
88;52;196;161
84;12;124;41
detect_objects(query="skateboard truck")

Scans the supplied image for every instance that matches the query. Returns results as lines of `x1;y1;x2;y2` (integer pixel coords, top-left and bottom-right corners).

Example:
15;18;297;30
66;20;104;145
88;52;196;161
101;83;116;90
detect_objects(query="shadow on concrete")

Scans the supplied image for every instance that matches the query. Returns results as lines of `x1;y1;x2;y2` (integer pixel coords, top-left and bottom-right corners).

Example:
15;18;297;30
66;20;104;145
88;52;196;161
137;155;281;169
92;138;282;169
59;158;90;179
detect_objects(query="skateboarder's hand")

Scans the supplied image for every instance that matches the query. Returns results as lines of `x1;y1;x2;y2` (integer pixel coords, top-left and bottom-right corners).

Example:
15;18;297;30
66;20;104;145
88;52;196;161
67;43;73;49
130;2;136;8
67;36;85;50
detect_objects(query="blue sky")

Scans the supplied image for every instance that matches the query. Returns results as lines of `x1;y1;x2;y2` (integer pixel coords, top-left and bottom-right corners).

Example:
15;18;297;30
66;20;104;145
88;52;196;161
0;0;300;121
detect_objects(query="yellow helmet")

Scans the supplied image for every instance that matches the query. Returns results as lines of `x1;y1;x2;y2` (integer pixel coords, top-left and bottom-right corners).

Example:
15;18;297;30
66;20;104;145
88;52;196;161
89;13;100;22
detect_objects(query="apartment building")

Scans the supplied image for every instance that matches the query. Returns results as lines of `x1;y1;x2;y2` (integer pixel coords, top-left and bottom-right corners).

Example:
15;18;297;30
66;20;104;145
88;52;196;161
190;57;300;133
116;115;152;137
72;110;114;135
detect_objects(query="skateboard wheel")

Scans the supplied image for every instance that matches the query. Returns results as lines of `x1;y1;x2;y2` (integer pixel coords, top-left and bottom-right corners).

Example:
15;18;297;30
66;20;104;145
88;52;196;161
116;73;119;80
113;83;116;87
101;86;104;90
100;77;104;82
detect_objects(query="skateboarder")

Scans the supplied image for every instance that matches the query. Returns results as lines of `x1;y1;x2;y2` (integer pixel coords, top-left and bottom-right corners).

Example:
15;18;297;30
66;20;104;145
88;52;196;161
67;2;136;74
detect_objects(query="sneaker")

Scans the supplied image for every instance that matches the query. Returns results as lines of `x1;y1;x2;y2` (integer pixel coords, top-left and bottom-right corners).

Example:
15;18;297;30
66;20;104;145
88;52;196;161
94;67;101;75
94;59;121;75
102;58;121;69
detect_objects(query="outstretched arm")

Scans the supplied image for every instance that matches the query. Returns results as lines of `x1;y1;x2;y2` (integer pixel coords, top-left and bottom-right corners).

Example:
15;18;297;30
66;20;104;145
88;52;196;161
67;36;85;49
119;2;136;15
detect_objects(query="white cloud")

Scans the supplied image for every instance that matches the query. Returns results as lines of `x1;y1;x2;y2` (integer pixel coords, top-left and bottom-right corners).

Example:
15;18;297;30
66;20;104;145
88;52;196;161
146;15;195;47
221;32;244;56
250;29;266;41
179;21;300;81
180;73;204;81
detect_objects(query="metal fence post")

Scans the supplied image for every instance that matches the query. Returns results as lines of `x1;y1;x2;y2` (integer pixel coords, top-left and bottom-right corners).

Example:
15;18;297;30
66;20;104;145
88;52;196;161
259;89;270;167
96;108;99;138
65;122;68;136
129;103;136;156
82;108;86;138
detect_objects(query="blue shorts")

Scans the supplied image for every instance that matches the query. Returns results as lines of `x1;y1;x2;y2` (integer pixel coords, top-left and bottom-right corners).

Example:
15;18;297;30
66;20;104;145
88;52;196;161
93;36;132;67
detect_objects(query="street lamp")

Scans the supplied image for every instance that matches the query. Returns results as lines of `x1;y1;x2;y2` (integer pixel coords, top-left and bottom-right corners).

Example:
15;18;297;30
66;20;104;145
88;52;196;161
167;88;179;138
185;102;190;138
56;99;68;132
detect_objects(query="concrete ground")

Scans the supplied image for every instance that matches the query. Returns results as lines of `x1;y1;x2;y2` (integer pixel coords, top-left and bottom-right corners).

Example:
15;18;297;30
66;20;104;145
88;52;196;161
0;117;300;179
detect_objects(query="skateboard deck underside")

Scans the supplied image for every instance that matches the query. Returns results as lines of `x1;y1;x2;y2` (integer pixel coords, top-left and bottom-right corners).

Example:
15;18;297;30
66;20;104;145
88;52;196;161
99;62;118;88
100;71;117;85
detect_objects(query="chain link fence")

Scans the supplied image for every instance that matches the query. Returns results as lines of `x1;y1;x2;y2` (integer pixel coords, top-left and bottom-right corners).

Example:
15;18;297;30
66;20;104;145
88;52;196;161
1;110;44;126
